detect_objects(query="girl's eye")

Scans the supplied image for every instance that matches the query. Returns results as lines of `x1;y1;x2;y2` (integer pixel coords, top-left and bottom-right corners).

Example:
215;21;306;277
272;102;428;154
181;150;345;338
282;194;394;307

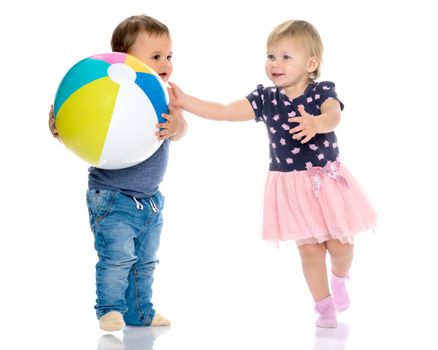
267;54;275;61
283;55;291;60
167;55;172;61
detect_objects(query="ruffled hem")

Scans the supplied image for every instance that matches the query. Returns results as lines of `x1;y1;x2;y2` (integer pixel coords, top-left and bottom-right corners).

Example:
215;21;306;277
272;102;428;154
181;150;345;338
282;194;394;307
262;163;377;244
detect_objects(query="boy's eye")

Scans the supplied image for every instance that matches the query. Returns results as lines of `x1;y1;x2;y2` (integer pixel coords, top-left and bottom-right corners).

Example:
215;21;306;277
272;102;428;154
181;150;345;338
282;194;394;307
283;55;291;60
152;55;161;60
267;54;275;61
167;55;172;61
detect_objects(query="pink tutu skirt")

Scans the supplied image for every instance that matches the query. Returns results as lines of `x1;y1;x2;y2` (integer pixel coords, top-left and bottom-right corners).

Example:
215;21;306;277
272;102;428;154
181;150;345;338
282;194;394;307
263;161;376;246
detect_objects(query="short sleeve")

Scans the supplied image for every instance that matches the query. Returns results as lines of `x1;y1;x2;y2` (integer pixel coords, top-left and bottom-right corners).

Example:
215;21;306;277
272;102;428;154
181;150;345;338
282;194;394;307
315;81;344;111
246;84;265;122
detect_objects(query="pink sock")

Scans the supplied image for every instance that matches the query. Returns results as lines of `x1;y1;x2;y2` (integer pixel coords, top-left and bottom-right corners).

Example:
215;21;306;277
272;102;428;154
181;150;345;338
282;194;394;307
314;295;337;328
331;272;350;312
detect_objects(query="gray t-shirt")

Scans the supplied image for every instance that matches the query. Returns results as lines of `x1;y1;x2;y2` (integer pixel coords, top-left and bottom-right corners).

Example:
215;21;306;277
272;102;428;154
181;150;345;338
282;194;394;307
88;140;169;198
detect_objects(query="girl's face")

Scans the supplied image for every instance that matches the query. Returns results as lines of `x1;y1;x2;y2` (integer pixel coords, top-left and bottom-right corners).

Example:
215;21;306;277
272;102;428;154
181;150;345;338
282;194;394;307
265;37;318;92
129;32;173;82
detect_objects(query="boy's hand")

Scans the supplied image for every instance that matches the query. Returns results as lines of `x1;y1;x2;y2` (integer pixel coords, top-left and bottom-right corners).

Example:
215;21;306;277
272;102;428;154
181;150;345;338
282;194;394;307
156;105;188;141
167;82;186;108
49;105;62;142
288;105;318;144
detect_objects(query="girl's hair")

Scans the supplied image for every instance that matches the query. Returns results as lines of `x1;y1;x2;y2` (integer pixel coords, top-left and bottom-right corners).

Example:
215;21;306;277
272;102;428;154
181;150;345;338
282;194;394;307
111;15;170;53
267;20;323;80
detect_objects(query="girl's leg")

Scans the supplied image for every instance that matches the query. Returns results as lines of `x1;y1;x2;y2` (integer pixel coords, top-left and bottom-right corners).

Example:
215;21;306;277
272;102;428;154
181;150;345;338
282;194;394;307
325;240;354;311
325;239;353;277
297;243;329;301
298;243;337;327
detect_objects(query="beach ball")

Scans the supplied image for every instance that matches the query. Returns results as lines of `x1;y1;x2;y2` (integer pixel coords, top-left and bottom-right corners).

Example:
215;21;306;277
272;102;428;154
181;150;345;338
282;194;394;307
53;52;169;169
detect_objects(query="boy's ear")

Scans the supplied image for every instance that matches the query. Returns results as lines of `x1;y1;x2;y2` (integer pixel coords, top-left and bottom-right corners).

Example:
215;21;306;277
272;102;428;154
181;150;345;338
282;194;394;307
307;56;320;74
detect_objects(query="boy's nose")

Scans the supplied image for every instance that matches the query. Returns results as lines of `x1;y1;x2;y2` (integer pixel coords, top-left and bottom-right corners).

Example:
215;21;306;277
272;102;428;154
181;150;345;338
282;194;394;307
162;60;171;67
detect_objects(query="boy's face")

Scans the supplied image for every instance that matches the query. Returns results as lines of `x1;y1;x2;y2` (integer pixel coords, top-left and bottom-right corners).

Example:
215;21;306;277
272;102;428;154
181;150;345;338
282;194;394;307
128;32;173;82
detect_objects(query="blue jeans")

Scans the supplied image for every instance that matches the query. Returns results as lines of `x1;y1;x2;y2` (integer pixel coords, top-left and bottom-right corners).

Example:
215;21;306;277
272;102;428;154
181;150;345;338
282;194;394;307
86;189;164;326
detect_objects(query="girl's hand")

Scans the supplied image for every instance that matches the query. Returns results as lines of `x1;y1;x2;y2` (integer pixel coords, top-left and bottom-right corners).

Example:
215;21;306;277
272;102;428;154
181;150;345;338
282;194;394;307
167;82;186;108
156;105;188;141
48;105;62;142
288;105;318;144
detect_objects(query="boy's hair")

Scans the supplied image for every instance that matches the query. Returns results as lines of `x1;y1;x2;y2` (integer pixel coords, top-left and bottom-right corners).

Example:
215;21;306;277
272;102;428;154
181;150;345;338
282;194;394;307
267;20;323;80
111;15;170;53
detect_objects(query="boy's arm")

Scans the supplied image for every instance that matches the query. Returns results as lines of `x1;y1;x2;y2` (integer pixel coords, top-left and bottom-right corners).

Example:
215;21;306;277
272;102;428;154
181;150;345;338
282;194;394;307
156;105;188;141
168;106;187;141
169;82;254;122
48;105;62;142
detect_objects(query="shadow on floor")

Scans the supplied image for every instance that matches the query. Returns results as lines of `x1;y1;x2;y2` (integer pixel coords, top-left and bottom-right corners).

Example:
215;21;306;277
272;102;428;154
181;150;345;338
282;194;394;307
98;326;170;350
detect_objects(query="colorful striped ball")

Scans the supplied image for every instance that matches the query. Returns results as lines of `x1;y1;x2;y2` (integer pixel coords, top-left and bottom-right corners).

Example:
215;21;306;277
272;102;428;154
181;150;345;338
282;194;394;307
54;52;169;169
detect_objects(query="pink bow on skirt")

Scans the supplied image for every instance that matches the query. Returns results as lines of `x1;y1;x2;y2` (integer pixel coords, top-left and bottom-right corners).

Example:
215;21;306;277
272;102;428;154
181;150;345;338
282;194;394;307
307;160;349;197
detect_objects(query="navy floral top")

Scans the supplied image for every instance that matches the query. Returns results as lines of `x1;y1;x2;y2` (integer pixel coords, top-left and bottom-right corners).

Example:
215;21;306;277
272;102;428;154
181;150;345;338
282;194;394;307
246;81;344;172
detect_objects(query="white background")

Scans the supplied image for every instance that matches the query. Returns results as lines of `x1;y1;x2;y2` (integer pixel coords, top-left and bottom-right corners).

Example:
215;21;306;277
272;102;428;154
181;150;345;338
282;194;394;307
1;0;437;349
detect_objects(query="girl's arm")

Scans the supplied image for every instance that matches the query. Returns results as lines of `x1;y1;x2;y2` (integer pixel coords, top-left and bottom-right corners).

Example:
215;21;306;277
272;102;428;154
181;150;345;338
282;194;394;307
169;82;254;122
288;100;341;143
314;99;341;133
